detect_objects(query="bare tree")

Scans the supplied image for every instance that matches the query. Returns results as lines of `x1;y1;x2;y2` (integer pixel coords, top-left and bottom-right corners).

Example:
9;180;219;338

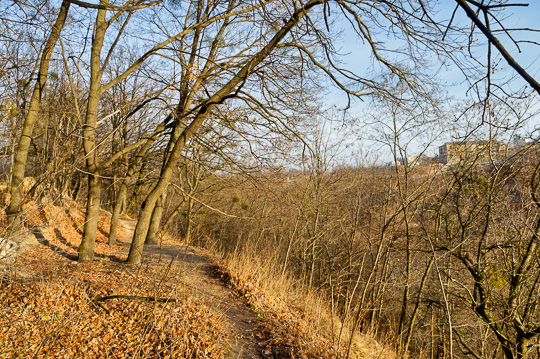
6;0;70;238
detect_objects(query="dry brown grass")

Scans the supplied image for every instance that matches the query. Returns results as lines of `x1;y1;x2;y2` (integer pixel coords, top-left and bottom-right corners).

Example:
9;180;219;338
215;247;395;359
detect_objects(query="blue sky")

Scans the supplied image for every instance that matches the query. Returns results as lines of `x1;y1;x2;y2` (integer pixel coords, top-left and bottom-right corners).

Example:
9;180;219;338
321;1;540;163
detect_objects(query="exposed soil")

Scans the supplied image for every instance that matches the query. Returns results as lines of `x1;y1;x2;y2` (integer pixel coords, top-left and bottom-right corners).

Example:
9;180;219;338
114;219;266;359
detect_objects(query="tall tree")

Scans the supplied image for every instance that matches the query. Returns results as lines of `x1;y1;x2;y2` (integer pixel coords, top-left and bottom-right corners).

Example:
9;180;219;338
6;0;71;238
70;0;279;261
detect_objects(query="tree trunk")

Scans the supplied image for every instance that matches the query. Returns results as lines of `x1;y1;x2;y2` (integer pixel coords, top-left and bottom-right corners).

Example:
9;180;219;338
159;197;186;235
127;123;184;263
109;178;128;246
6;0;70;238
126;152;150;215
127;111;207;264
184;196;194;244
109;126;162;245
145;193;165;244
282;208;301;276
78;173;101;261
143;116;180;245
308;208;319;289
398;233;411;353
78;4;107;262
404;257;434;355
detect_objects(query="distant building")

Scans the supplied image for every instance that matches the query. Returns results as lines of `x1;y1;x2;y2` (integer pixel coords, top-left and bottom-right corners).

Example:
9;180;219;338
397;155;419;167
396;155;439;167
438;140;507;165
511;135;533;147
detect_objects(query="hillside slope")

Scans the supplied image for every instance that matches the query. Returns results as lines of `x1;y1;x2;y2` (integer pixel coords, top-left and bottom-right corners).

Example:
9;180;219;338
0;201;391;358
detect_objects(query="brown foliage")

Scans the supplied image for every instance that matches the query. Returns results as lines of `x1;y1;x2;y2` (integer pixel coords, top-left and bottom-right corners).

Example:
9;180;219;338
215;261;339;358
0;203;226;358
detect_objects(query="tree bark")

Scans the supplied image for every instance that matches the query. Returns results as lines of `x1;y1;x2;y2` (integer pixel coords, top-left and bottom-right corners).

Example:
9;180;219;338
6;1;70;238
145;193;165;244
78;3;107;262
184;196;195;244
109;124;164;245
142;116;179;245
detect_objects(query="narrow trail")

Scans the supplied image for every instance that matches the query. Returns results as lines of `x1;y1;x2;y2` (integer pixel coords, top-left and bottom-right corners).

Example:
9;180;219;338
116;219;266;359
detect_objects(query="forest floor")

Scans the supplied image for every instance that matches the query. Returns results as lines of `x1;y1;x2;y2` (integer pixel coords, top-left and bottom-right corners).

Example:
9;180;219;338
0;201;355;358
111;219;271;358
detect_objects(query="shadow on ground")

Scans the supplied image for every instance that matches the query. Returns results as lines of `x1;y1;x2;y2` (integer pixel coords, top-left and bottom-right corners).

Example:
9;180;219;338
112;220;266;359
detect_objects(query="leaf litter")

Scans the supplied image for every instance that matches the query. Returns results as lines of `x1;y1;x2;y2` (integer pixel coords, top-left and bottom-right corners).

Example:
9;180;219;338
0;201;344;358
0;202;226;358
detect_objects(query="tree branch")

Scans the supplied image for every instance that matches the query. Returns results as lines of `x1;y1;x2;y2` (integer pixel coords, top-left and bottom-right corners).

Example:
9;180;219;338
93;294;176;303
66;0;162;11
456;0;540;94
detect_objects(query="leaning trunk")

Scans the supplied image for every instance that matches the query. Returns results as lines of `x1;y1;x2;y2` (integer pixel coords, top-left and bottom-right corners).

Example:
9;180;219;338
109;129;161;244
126;0;322;264
6;0;70;238
143;119;179;245
159;197;186;235
127;113;206;264
109;178;128;245
184;196;194;244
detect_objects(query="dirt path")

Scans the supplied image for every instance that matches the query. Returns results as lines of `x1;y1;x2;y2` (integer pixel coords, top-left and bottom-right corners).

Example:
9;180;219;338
116;219;265;359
